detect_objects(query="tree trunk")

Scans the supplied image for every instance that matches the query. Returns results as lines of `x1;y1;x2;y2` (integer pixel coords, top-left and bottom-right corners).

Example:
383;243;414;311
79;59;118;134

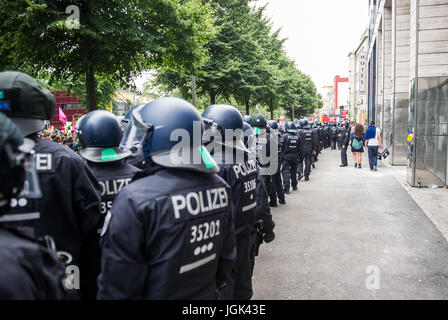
86;64;97;111
210;89;216;105
245;98;250;115
191;75;197;106
269;97;274;119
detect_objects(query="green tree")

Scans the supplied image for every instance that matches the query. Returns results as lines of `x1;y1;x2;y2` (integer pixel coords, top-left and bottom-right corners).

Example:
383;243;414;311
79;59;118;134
0;0;216;111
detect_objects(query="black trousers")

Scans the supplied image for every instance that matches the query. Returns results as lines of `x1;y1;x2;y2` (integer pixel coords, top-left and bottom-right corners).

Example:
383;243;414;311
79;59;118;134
281;158;298;190
341;146;348;166
220;233;252;300
330;138;337;149
270;167;285;203
298;152;312;177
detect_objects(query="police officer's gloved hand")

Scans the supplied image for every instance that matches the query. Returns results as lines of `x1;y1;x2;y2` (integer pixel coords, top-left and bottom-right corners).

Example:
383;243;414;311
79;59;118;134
263;231;275;243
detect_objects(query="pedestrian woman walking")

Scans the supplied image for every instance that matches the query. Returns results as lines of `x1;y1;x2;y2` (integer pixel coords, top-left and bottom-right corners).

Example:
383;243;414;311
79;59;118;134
350;123;365;168
364;120;383;171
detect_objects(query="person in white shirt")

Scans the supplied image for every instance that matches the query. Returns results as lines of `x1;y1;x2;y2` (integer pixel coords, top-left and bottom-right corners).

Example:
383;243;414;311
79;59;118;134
364;120;383;171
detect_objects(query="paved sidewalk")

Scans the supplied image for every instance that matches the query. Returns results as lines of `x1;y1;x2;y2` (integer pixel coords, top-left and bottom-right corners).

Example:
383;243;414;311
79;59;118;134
252;148;448;299
385;164;448;242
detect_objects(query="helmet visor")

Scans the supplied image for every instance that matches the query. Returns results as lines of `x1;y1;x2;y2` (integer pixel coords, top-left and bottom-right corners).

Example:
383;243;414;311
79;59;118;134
120;108;151;154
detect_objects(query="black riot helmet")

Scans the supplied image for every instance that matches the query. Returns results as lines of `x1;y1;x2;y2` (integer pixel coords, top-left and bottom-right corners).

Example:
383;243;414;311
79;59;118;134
120;97;219;174
77;110;131;163
299;119;309;128
248;114;267;129
285;121;297;133
267;120;279;130
243;115;252;123
202;104;247;153
0;113;41;216
0;71;55;136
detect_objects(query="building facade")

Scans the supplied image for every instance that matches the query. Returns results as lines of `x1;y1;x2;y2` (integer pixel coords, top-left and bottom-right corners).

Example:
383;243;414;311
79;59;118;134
367;0;448;186
348;29;369;123
320;85;334;117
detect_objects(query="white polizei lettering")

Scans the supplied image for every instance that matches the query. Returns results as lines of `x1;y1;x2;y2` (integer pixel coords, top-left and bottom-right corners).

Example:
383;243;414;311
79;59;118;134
172;195;186;219
115;178;129;193
99;178;130;197
233;160;257;178
232;165;241;179
239;163;247;176
35;153;52;170
186;192;201;215
172;187;229;219
105;180;116;196
198;191;209;212
207;189;212;211
210;189;220;210
218;188;228;208
98;181;106;197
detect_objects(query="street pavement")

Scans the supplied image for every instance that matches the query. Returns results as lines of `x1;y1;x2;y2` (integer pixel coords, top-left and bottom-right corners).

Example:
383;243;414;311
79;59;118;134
252;148;448;299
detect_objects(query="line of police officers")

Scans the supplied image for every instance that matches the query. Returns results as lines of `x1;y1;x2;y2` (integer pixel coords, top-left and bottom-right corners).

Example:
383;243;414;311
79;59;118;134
0;71;352;300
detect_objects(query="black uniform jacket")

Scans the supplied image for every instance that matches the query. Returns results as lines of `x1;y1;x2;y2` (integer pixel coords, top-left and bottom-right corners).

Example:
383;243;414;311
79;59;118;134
280;132;300;161
97;165;236;300
0;228;66;299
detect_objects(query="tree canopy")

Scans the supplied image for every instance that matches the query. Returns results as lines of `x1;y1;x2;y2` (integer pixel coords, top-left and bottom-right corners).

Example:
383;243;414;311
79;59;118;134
150;0;322;121
1;0;322;119
0;0;217;111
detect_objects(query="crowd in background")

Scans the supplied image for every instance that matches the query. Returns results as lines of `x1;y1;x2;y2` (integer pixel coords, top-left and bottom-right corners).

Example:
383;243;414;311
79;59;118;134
37;129;79;151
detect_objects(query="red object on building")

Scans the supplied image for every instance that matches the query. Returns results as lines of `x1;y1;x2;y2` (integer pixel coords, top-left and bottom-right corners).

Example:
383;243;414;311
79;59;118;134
322;116;330;123
333;75;349;114
341;110;348;117
50;91;86;128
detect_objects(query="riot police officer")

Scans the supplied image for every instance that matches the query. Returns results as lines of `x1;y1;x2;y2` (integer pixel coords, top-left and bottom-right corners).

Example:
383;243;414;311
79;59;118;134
324;122;331;148
280;122;300;193
0;71;102;299
203;105;274;300
0;113;66;299
297;119;318;181
248;114;279;203
330;122;338;150
316;122;325;154
97;97;236;299
266;120;286;206
311;121;320;165
339;121;351;167
336;122;343;150
77;110;141;299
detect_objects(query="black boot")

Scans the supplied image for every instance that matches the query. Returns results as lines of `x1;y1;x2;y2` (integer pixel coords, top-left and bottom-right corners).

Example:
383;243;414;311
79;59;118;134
305;176;310;181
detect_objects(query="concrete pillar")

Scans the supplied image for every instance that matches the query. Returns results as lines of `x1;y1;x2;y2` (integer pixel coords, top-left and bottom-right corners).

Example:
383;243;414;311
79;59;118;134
407;0;448;186
390;0;411;165
383;4;393;152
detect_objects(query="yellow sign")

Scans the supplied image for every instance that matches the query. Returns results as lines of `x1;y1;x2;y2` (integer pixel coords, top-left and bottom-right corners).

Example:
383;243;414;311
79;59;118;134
407;134;413;142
